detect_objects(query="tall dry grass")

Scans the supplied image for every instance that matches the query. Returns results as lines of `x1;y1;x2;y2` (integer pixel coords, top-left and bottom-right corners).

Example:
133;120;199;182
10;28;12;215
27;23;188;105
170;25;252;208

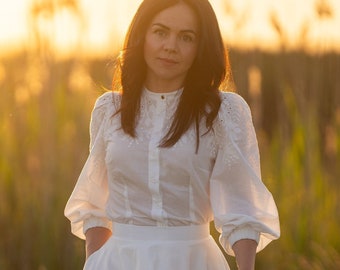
0;49;339;269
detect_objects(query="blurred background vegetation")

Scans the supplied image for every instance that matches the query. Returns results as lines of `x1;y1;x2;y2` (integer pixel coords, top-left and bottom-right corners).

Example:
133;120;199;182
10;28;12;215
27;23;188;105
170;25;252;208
0;0;339;269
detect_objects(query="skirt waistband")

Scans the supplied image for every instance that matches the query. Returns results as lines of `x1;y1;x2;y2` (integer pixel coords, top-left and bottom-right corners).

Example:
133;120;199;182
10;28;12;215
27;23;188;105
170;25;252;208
112;223;210;241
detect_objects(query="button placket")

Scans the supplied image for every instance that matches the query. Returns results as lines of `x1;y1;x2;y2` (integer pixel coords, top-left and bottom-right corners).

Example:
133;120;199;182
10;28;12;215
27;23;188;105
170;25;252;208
148;97;167;224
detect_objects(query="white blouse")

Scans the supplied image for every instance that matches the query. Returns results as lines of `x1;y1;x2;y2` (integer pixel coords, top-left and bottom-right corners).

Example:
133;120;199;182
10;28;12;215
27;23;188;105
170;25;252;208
64;88;280;256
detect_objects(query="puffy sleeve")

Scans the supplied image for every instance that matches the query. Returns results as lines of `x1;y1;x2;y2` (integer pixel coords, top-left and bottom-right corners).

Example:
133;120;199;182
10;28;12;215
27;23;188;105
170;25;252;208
64;92;114;239
211;92;280;256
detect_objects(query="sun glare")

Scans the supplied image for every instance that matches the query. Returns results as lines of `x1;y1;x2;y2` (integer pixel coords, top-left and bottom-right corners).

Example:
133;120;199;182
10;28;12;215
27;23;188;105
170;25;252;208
0;0;30;54
53;8;82;56
79;0;140;57
0;0;340;56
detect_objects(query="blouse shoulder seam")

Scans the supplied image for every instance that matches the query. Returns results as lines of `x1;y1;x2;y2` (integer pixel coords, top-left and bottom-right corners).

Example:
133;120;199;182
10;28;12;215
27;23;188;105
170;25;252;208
219;91;249;109
95;91;113;108
219;91;251;120
94;91;122;114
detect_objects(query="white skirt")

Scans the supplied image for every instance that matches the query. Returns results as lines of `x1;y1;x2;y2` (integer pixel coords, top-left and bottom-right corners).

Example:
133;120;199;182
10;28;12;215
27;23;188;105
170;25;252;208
84;223;230;270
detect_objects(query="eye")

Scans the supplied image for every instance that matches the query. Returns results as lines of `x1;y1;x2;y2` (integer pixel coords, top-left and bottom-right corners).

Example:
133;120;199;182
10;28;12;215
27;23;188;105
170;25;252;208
153;28;167;37
181;33;195;43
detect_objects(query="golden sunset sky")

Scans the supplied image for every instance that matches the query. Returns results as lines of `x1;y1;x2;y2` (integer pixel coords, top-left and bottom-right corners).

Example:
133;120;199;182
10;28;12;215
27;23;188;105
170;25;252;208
0;0;339;56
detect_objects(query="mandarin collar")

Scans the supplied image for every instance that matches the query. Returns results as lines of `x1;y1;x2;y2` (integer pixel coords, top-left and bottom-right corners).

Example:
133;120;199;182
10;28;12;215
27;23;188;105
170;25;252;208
143;87;183;101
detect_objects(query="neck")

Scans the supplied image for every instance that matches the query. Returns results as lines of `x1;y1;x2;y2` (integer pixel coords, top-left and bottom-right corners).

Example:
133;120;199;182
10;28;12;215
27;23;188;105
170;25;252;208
144;78;184;93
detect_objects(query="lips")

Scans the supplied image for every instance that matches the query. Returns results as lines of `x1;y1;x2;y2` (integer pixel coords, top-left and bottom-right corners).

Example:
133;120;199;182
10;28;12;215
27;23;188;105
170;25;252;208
158;57;178;65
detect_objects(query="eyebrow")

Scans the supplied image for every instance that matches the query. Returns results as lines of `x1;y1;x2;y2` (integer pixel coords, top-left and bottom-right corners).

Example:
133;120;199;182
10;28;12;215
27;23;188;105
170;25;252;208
152;23;197;36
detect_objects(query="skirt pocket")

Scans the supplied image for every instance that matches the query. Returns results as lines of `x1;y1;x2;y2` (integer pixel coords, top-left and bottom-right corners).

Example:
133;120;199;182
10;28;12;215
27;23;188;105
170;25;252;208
83;236;112;269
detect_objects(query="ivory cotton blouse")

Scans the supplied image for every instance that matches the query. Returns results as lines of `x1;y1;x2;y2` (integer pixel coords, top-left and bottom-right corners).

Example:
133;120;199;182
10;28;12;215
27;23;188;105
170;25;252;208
65;89;280;256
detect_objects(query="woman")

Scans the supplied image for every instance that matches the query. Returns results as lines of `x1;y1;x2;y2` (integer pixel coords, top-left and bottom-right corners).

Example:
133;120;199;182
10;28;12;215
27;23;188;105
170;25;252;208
65;0;280;269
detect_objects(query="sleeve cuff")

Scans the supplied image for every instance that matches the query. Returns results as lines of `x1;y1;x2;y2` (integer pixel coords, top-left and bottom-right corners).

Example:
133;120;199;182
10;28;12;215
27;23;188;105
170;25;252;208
83;217;112;236
220;226;260;256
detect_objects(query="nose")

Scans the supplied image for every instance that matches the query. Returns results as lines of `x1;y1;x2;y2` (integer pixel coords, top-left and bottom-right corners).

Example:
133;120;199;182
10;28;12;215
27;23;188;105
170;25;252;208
163;34;178;53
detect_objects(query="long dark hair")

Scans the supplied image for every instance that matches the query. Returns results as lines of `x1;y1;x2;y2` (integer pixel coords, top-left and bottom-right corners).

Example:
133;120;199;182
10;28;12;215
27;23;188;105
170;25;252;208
113;0;232;151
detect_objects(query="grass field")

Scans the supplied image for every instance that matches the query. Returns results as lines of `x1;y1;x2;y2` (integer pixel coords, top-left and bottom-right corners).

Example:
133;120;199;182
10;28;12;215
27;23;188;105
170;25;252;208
0;48;339;269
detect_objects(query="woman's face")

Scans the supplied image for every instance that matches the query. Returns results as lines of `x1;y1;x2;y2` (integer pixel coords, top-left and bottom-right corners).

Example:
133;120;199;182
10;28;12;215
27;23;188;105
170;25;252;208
144;2;199;91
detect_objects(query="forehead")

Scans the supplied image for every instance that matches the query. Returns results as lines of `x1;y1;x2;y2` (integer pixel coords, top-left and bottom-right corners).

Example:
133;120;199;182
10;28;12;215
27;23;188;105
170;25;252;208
150;2;198;31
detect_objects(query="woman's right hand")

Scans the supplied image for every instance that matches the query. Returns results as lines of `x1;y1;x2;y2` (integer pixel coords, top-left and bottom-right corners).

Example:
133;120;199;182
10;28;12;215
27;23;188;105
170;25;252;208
85;227;112;260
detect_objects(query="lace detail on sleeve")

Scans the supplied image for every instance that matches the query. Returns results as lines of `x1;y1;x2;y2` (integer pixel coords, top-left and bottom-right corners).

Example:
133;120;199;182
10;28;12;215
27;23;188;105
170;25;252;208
214;92;260;172
90;91;119;149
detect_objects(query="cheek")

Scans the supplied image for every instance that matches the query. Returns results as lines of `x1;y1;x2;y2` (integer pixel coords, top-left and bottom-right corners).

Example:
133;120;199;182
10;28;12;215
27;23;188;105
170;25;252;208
143;40;151;60
144;36;158;58
184;46;198;66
